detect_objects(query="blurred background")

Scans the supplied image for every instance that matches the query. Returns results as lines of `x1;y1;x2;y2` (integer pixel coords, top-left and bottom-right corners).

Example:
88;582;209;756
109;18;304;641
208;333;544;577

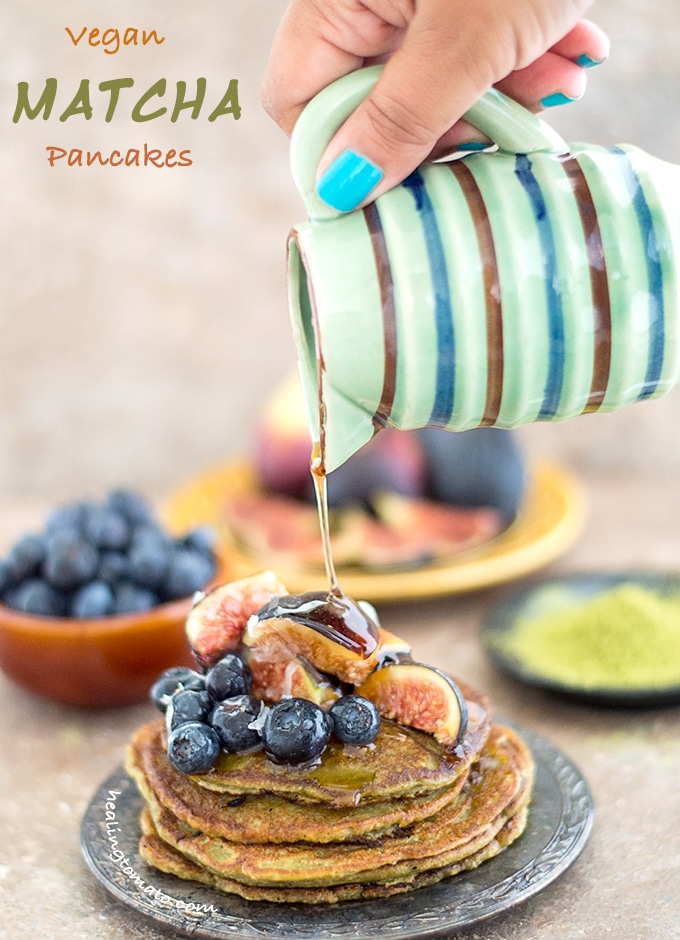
1;0;679;506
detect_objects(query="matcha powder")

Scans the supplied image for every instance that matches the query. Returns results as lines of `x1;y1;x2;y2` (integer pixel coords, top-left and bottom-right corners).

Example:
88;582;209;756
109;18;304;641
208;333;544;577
499;582;680;689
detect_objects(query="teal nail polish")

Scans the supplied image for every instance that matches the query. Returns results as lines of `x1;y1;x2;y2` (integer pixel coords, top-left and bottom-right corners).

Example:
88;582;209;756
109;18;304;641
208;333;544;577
574;53;602;69
455;141;489;152
541;92;577;108
317;150;383;212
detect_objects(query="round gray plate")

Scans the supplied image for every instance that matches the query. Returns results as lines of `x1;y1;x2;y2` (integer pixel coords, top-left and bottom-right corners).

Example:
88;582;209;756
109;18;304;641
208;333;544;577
81;723;593;940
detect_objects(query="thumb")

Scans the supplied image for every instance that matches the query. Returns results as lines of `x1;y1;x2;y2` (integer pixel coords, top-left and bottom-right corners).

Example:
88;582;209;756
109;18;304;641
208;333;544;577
316;30;493;212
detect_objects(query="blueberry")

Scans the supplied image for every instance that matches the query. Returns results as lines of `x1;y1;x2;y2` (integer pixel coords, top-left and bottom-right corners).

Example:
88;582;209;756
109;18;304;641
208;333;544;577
6;534;47;581
128;538;171;591
330;695;381;745
4;578;67;617
0;560;15;596
210;695;262;752
163;548;214;600
43;531;98;590
45;501;88;536
167;721;220;774
107;488;155;526
167;688;213;729
70;580;114;618
96;551;130;586
112;581;158;614
150;667;206;711
205;655;251;701
182;526;217;558
83;506;131;551
261;698;331;765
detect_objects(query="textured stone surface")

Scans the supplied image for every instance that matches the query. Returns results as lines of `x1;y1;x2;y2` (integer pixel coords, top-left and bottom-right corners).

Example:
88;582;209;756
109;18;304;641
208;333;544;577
1;473;680;940
1;0;680;504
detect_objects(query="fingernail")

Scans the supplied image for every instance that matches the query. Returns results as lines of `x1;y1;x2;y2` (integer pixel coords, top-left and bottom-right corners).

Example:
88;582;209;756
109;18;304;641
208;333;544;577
454;141;489;152
541;92;578;108
317;150;383;212
574;53;604;69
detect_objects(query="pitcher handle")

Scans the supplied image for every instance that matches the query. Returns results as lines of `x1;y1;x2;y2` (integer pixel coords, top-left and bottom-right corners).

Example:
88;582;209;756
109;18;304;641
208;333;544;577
290;64;569;221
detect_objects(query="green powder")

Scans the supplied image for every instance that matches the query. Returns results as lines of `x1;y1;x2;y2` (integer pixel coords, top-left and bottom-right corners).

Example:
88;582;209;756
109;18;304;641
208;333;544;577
498;583;680;689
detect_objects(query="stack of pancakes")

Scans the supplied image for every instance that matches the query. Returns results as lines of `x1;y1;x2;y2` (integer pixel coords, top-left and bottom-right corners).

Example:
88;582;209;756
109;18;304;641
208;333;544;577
126;682;534;904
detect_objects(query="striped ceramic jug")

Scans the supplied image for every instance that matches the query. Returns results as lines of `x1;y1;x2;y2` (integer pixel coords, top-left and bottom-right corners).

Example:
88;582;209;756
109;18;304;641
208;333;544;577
288;66;680;472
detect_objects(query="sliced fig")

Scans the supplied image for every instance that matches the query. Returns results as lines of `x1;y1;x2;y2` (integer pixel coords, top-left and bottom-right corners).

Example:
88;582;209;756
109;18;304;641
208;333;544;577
186;571;287;669
372;492;503;557
224;493;325;566
245;650;340;706
356;662;468;749
242;590;381;685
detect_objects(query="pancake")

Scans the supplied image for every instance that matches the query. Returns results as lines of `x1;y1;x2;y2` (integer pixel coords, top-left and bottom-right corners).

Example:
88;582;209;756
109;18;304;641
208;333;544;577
132;724;532;890
135;723;532;903
139;807;527;904
127;726;471;844
181;681;491;807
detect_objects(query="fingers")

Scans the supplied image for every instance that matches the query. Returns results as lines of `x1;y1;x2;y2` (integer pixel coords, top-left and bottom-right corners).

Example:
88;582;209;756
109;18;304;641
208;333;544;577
495;51;588;111
316;16;496;211
264;0;610;213
548;18;610;67
429;20;610;157
261;0;404;135
261;2;362;135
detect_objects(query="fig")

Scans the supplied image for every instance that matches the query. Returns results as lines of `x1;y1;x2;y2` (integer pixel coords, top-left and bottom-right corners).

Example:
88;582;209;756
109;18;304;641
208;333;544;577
242;590;381;685
372;492;503;557
185;570;287;669
244;650;340;706
303;428;427;509
417;427;526;522
356;662;468;749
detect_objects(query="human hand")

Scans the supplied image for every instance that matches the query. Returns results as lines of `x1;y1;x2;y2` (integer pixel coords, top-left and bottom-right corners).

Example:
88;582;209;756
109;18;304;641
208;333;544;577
262;0;609;211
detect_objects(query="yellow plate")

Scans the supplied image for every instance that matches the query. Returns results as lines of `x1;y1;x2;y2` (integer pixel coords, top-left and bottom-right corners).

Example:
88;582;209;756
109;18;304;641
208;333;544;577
164;460;587;603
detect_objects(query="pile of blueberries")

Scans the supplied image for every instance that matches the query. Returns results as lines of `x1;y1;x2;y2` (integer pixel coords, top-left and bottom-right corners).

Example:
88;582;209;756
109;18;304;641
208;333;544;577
151;654;382;772
0;488;217;618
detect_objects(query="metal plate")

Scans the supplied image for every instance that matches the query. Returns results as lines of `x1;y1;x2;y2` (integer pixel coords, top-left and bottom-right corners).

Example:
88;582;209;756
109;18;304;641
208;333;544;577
81;724;594;940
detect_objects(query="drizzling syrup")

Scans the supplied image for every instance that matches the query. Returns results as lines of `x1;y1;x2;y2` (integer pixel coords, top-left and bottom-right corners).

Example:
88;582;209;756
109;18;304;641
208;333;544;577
254;440;379;658
311;441;339;593
257;590;379;657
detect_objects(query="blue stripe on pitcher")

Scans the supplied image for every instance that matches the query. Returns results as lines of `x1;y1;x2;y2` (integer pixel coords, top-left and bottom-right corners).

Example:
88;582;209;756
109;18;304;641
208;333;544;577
402;172;456;425
609;147;665;400
514;154;565;418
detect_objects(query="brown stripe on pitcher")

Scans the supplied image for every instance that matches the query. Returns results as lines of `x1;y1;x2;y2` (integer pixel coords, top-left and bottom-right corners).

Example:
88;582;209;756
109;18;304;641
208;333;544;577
449;161;504;425
363;202;398;430
559;153;612;412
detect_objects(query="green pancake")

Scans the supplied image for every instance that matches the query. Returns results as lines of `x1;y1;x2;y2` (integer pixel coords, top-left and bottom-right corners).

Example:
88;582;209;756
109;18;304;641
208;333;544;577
172;682;490;807
136;724;532;889
127;725;471;844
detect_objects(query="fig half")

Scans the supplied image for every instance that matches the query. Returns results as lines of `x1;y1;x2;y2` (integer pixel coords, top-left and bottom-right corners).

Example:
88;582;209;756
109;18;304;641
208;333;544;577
356;662;469;749
242;590;381;685
186;570;287;669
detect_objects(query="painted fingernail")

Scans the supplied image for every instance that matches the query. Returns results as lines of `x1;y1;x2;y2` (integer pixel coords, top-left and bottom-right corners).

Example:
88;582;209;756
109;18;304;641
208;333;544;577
454;141;489;152
317;149;383;212
574;53;604;69
541;92;578;108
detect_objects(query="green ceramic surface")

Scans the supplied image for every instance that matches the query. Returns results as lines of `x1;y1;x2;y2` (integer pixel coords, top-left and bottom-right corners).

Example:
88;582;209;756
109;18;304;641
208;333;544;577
288;67;680;472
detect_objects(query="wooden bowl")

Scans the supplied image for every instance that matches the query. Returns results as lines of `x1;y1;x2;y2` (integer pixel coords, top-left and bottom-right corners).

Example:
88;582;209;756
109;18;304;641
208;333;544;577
0;596;196;707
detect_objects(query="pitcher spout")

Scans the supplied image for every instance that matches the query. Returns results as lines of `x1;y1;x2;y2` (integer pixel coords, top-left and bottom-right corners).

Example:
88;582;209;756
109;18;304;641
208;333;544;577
288;229;378;473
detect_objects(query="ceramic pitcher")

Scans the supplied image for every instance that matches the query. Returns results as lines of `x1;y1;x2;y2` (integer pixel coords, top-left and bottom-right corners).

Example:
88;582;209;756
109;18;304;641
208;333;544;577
287;66;680;472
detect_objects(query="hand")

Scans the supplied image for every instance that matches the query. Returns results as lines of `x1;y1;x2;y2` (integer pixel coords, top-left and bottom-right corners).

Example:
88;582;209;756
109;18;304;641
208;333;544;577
262;0;609;211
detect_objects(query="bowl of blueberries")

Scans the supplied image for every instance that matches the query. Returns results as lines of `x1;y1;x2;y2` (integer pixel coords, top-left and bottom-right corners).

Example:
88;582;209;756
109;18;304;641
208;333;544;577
0;488;220;707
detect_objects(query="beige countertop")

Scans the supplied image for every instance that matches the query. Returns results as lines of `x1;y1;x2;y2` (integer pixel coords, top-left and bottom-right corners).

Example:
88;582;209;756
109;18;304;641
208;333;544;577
1;472;679;940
